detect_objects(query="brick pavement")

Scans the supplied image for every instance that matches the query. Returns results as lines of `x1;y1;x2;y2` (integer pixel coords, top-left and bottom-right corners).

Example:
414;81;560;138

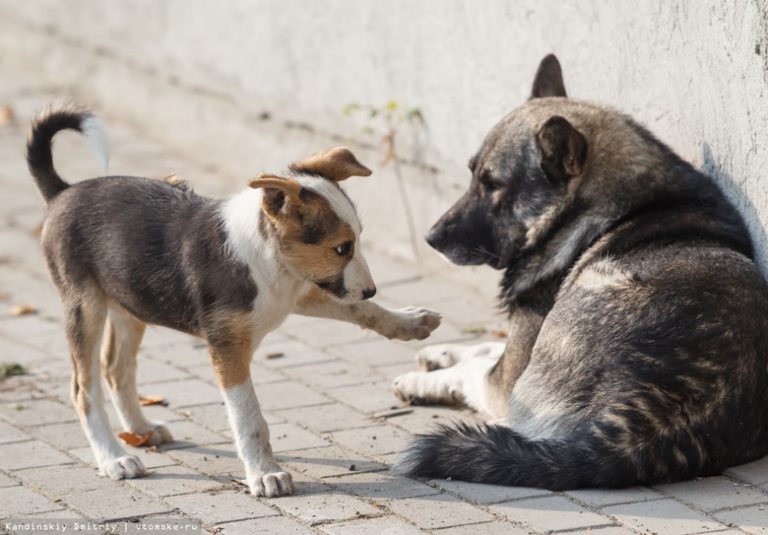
0;92;767;534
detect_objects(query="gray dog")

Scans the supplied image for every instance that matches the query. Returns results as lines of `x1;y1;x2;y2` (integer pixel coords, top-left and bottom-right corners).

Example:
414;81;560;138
394;55;768;489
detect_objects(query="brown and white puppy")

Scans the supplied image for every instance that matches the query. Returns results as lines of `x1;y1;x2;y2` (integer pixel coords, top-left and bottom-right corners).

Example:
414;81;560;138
26;107;441;497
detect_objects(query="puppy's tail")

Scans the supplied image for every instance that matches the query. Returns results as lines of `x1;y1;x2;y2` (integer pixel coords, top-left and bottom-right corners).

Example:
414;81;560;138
27;106;109;203
395;422;650;490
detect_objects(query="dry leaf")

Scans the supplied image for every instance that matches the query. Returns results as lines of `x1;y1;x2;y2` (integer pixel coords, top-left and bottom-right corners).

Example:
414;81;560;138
139;395;167;406
266;351;284;360
10;304;38;316
118;430;153;447
0;105;14;125
490;329;508;338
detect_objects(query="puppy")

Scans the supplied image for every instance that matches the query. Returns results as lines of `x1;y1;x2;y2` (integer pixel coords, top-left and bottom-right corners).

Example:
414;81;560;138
394;55;768;489
26;107;441;497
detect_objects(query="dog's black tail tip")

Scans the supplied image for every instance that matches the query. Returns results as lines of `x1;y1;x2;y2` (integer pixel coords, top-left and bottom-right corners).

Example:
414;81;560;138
26;105;108;203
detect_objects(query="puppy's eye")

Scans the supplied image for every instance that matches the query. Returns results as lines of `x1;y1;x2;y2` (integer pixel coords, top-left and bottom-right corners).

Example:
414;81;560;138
334;241;353;256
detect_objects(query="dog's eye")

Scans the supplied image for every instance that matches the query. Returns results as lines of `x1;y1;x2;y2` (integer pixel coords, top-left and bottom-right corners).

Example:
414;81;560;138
334;241;353;256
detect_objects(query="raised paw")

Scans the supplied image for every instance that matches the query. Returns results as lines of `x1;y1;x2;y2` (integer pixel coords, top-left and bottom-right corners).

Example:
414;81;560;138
416;344;459;371
248;468;294;497
385;307;442;341
101;455;148;480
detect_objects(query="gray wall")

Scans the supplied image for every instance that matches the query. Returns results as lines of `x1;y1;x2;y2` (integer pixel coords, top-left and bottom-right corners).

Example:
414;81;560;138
2;0;767;290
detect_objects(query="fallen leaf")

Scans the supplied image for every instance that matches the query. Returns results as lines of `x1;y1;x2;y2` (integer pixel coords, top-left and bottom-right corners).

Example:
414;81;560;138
266;351;284;359
119;430;153;447
461;326;486;335
139;395;167;406
490;329;508;338
0;105;14;125
10;304;38;316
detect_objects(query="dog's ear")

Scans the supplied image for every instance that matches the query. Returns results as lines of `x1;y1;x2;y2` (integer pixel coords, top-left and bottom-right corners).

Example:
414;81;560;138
531;54;567;99
536;116;587;182
290;147;372;182
249;174;303;220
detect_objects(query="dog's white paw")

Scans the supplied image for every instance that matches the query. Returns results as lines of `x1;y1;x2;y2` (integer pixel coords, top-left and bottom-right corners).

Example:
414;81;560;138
416;344;459;371
248;468;294;497
101;455;148;480
392;371;460;406
385;307;442;341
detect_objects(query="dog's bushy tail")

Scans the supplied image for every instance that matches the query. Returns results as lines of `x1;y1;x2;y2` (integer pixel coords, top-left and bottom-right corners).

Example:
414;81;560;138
395;422;646;490
27;106;108;203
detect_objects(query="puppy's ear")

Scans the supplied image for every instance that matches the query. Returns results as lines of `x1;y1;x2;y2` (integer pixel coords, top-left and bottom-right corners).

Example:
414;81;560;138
531;54;567;99
536;116;587;183
290;147;372;181
249;174;303;220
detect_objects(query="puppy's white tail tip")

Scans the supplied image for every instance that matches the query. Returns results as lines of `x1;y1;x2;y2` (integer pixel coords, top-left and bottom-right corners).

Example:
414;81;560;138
80;115;109;172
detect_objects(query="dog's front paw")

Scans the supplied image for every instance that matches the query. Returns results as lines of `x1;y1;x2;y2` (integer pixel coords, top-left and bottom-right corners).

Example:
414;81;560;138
385;307;442;341
248;467;294;497
101;455;148;480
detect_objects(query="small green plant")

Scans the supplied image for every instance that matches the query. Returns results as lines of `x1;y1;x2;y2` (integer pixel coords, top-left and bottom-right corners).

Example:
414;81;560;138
342;100;426;256
0;362;26;379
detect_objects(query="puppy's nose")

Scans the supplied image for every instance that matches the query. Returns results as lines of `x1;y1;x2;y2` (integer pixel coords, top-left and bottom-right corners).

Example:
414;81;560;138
362;287;377;300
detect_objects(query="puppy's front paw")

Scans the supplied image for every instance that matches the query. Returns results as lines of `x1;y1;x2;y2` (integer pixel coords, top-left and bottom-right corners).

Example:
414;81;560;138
248;468;294;497
101;455;148;480
386;307;442;341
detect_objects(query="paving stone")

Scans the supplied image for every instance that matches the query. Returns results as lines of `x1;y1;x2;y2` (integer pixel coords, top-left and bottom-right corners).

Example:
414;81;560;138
431;478;551;504
328;338;416;368
562;527;638;535
280;445;386;479
271;488;382;525
165;443;244;476
0;420;29;444
136;357;191;384
433;520;532;535
13;463;114;494
216;516;315;535
175;402;231;432
326;382;403;415
715;505;768;534
329;470;440;500
281;359;381;389
165;488;278;523
27;420;91;450
385;493;494;529
566;486;663;508
387;406;481;435
124;464;221;497
253;381;331;411
656;476;768;512
331;424;410;459
62;485;174;521
0;440;73;470
69;443;179;470
726;456;768;486
0;485;63;516
604;498;728;535
274;403;373;433
0;398;76;426
143;379;222;408
257;339;336;369
318;515;424;535
278;318;373;350
160;418;229;447
491;495;614;533
0;470;18;488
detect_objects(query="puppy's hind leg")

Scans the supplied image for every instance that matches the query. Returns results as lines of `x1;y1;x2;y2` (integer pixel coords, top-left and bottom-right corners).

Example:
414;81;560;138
66;284;147;480
101;303;173;445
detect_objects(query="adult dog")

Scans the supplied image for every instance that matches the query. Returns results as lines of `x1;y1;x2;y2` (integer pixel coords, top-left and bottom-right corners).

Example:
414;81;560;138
394;55;768;489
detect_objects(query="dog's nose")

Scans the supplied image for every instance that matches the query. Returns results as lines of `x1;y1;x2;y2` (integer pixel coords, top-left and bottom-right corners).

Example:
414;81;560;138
362;287;377;300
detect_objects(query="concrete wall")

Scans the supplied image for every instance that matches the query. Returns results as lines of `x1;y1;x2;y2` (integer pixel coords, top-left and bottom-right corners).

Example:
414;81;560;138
1;0;767;292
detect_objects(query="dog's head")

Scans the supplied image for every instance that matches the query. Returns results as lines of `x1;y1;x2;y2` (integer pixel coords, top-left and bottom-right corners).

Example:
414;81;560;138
426;55;591;270
249;148;376;302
